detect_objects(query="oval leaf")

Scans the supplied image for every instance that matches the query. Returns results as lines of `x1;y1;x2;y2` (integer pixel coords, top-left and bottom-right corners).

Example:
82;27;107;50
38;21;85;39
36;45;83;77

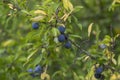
88;23;93;37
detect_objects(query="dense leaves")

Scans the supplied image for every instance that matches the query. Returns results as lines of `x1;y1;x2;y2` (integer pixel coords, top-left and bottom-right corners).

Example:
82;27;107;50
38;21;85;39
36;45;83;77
0;0;120;80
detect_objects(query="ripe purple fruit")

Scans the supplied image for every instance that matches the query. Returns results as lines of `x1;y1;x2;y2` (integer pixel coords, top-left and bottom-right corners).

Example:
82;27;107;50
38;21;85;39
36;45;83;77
58;34;66;42
94;73;101;79
32;22;39;29
64;41;71;49
58;26;65;34
34;65;42;73
95;67;103;74
27;68;33;73
30;73;36;77
27;68;36;77
27;65;42;78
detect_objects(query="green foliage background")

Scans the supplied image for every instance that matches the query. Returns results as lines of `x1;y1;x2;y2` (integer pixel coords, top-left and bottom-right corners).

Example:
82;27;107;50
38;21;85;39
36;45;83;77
0;0;120;80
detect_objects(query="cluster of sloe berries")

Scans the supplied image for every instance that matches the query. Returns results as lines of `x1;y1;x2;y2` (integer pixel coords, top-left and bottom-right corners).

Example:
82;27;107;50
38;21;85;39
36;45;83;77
58;26;71;49
94;66;104;79
27;65;43;77
32;22;71;49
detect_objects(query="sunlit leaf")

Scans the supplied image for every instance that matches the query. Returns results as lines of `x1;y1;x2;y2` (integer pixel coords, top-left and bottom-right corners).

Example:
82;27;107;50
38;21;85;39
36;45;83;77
51;27;59;37
34;10;47;15
88;23;93;37
8;3;14;10
118;55;120;66
41;72;50;80
73;72;79;80
114;34;120;40
62;0;73;11
61;10;73;21
110;74;120;80
83;56;90;61
85;66;94;80
112;58;117;65
2;39;16;47
27;49;38;61
102;35;111;46
30;15;45;21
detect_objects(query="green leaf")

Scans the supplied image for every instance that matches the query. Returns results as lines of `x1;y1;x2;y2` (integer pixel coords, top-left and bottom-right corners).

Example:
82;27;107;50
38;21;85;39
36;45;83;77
102;35;111;45
27;49;38;61
51;28;59;37
18;72;29;78
21;10;29;15
77;23;82;30
73;6;83;12
52;71;62;78
118;55;120;66
85;66;94;80
33;54;43;66
70;34;82;39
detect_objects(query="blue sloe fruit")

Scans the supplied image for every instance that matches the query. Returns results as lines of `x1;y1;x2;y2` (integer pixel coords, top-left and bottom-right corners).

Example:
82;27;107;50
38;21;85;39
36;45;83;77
95;67;103;74
30;73;36;78
64;41;71;49
94;73;101;79
34;65;42;73
32;22;39;29
58;26;65;34
27;69;36;77
58;34;66;42
27;68;33;73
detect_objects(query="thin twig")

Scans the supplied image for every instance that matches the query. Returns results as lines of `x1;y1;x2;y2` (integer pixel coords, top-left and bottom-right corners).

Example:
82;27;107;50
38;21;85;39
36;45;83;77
69;39;96;60
55;5;60;27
